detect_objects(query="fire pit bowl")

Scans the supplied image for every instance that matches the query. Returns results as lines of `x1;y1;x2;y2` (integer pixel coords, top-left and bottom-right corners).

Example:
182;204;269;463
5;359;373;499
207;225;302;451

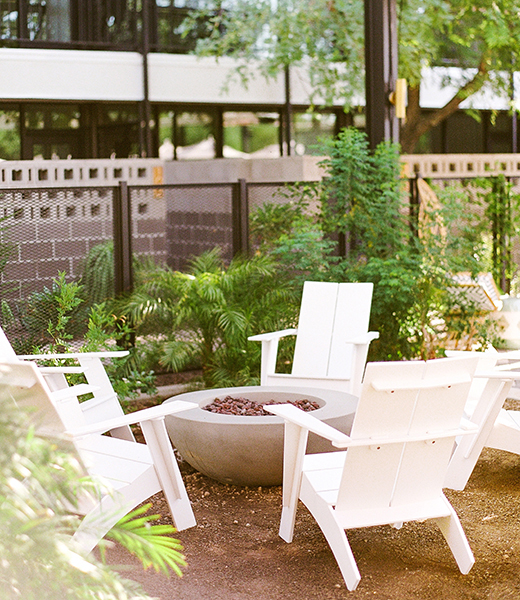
164;386;358;486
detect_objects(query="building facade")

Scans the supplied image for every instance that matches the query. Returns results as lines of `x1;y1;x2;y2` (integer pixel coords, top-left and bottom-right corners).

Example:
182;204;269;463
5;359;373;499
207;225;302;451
0;0;518;160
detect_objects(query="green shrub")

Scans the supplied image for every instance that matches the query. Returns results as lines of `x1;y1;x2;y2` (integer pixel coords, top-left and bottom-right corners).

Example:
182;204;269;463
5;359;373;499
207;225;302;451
19;273;156;402
19;272;89;351
121;248;298;388
249;127;498;360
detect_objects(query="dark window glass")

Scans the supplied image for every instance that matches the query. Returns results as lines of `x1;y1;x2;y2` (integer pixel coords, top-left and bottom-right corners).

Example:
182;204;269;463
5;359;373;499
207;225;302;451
97;104;140;158
0;1;18;39
159;110;216;160
292;112;336;156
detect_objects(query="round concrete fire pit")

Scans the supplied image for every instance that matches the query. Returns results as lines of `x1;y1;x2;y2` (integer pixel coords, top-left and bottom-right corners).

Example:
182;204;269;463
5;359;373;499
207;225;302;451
164;386;357;486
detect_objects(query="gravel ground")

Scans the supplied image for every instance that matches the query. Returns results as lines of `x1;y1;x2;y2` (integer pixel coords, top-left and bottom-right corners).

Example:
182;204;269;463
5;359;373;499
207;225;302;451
104;396;520;600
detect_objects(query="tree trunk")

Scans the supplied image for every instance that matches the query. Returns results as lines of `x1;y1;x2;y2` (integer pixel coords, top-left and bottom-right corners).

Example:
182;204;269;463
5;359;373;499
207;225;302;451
399;56;491;154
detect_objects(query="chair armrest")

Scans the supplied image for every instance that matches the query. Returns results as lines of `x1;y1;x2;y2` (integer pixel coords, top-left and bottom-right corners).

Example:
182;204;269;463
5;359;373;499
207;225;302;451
345;331;380;344
68;400;198;438
248;329;298;342
19;350;129;360
494;361;520;371
249;329;298;385
475;369;520;380
493;349;520;361
265;404;351;446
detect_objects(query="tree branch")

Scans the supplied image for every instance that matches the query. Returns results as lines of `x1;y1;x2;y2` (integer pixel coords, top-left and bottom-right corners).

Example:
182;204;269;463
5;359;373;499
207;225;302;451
401;53;491;153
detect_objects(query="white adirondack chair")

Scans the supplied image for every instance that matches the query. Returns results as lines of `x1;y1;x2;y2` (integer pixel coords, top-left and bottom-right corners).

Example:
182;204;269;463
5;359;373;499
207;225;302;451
443;349;520;490
0;359;197;554
248;281;379;398
0;325;134;441
267;356;479;591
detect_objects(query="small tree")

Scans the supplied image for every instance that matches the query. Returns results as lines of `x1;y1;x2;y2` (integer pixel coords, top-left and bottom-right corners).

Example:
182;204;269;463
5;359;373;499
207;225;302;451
318;128;428;359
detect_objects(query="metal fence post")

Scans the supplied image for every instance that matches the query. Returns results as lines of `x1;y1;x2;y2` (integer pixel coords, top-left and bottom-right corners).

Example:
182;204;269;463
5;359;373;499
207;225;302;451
232;178;250;257
113;181;133;296
409;172;420;237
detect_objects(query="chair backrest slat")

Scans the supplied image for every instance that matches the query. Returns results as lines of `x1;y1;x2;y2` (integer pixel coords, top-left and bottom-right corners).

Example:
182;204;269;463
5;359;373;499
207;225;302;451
349;360;425;439
291;282;339;378
328;283;373;379
291;281;374;380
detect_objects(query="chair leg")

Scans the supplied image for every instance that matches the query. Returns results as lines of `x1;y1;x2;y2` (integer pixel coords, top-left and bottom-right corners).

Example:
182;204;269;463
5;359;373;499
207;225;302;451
278;422;309;542
279;505;298;542
302;488;361;591
444;438;478;491
141;419;196;531
434;501;475;575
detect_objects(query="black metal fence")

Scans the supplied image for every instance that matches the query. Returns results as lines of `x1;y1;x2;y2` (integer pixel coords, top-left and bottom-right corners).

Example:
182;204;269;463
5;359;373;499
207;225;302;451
409;173;520;294
2;174;520;349
0;179;304;348
3;175;520;301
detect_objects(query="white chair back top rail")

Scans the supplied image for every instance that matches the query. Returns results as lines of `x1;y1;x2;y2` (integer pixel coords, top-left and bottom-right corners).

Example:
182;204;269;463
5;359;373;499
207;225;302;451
336;356;479;512
291;281;374;380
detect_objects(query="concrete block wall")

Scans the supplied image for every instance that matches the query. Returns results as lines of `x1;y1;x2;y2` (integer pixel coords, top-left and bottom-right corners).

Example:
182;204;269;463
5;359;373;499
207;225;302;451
3;153;520;306
161;185;234;271
0;187;114;300
129;187;167;264
0;158;163;187
402;154;520;179
0;184;167;301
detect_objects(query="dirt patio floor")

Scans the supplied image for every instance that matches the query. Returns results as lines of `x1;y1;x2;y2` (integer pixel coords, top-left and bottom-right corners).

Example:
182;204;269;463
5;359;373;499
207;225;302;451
105;387;520;600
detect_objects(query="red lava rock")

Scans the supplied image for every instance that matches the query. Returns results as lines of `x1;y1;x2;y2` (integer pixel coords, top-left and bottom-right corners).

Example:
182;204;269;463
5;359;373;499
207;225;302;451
202;395;320;416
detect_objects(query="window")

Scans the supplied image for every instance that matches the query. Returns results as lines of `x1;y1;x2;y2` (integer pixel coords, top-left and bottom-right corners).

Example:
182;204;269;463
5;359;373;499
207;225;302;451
0;1;18;39
159;110;216;160
223;111;280;157
27;0;71;42
291;112;336;156
97;104;140;158
0;0;139;47
0;106;20;160
25;104;80;130
153;0;212;52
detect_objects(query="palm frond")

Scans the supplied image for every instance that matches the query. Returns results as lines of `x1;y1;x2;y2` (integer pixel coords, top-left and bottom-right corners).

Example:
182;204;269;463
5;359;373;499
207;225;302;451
106;504;186;577
161;339;201;372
